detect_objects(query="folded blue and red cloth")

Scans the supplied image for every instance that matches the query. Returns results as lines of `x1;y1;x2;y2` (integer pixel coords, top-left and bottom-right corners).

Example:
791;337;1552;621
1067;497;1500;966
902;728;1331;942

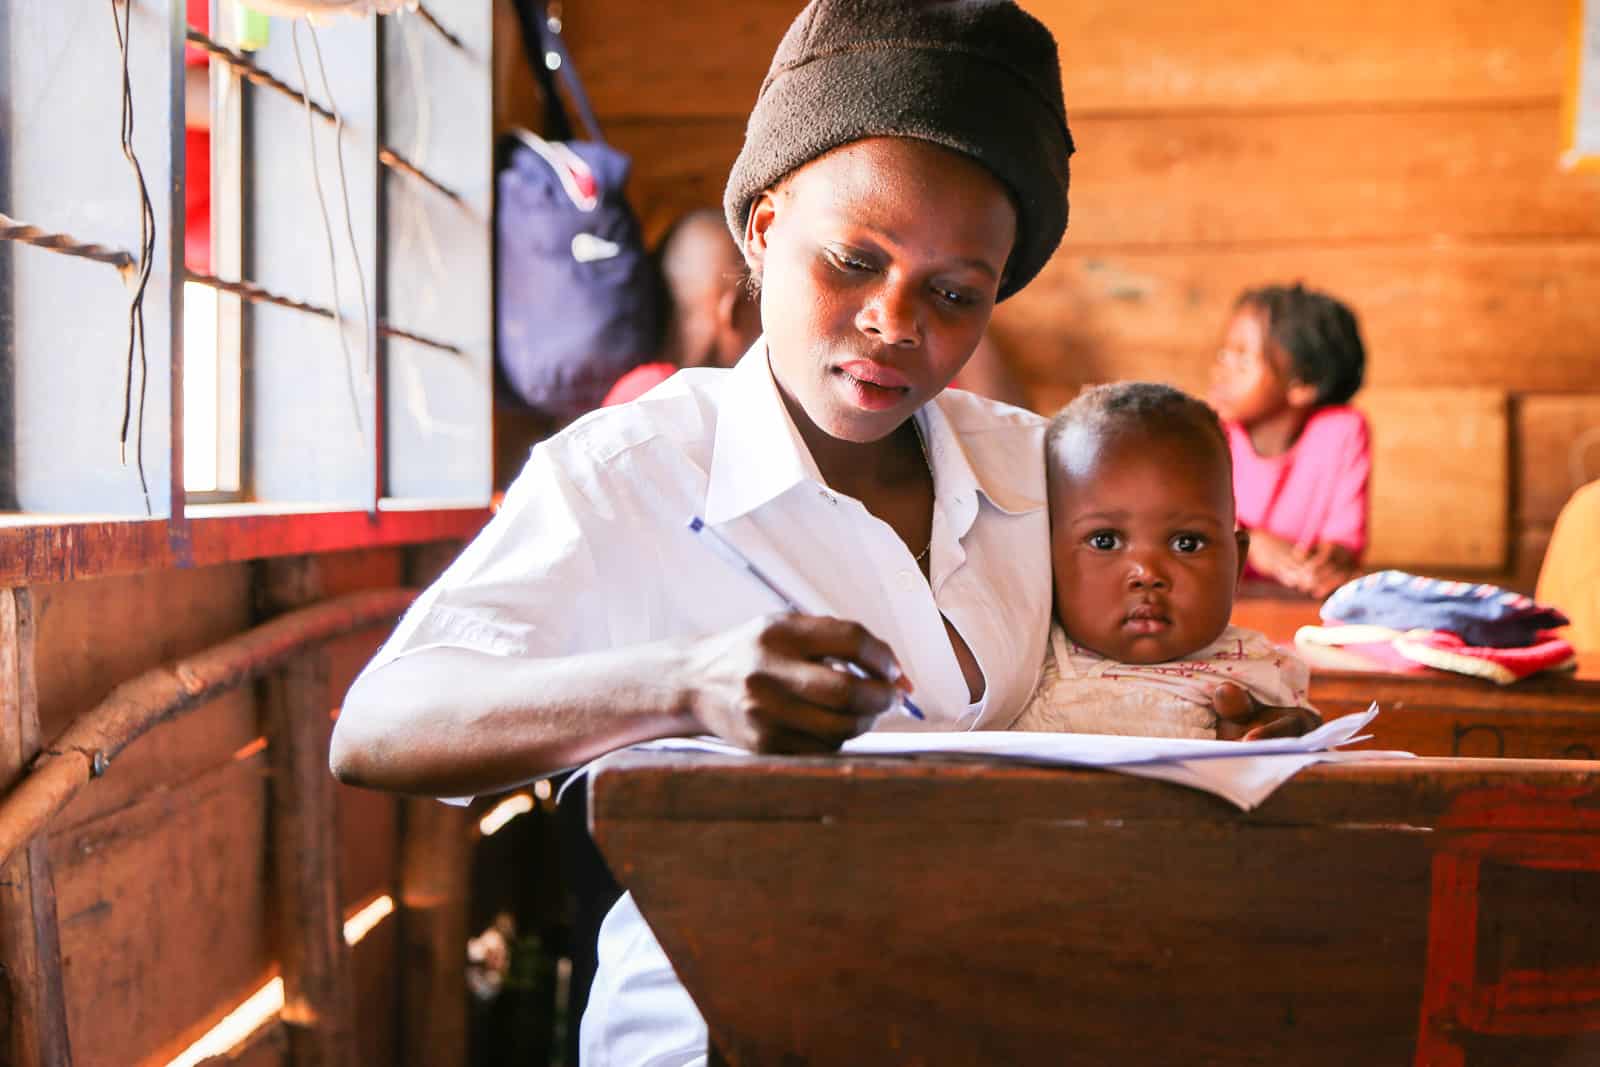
1295;570;1576;685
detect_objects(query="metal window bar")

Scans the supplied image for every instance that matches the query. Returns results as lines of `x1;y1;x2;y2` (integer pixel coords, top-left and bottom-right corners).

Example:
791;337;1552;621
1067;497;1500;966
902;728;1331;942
186;27;463;206
0;212;136;273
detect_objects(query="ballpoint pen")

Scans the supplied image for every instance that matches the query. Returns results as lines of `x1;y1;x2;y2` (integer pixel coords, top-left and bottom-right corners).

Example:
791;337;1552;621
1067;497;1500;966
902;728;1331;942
688;516;925;719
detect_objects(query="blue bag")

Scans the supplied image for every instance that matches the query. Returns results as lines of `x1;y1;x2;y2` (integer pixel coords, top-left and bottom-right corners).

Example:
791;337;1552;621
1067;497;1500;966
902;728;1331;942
497;0;660;420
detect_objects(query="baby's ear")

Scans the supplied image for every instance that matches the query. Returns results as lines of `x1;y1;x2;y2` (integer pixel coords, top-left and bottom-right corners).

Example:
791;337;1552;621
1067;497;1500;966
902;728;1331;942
1234;528;1251;583
1285;379;1320;410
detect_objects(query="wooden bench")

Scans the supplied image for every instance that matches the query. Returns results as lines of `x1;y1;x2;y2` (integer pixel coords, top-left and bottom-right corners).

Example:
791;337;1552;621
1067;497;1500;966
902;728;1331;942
590;751;1600;1066
1233;597;1600;759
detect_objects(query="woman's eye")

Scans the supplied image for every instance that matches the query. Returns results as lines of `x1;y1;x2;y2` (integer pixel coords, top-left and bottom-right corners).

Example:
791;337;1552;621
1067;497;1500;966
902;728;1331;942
1086;532;1121;551
933;285;970;307
1172;534;1207;554
828;249;872;272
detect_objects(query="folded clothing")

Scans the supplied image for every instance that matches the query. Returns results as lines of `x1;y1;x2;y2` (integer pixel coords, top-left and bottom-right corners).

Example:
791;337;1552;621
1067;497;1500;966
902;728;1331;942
1321;570;1569;649
1391;630;1576;685
1295;624;1577;685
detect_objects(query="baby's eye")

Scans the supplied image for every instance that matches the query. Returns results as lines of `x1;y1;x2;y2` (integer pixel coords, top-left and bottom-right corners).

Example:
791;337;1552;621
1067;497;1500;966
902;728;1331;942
1171;533;1207;554
932;284;973;308
1085;531;1122;551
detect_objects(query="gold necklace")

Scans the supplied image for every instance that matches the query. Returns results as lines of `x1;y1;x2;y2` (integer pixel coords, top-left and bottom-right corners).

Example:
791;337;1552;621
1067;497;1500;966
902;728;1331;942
912;420;933;564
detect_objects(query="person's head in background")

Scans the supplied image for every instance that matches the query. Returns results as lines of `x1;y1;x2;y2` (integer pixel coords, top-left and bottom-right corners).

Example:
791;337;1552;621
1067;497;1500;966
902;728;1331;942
655;208;761;370
1046;382;1248;665
1209;283;1366;456
723;0;1071;454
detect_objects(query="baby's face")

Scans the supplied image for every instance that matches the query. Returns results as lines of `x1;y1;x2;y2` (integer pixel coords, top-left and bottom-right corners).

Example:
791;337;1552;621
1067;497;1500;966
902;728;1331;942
1048;427;1246;664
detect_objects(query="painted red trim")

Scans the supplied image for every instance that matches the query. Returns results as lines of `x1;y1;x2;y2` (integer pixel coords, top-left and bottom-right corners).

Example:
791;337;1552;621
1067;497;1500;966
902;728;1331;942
0;506;491;588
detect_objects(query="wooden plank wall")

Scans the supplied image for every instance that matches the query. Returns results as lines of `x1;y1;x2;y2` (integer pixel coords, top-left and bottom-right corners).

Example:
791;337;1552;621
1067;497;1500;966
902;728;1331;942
20;552;415;1066
544;0;1600;583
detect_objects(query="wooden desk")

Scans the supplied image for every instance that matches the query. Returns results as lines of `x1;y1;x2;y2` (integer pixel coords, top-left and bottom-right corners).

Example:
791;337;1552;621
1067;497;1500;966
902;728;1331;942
1233;598;1600;759
591;752;1600;1066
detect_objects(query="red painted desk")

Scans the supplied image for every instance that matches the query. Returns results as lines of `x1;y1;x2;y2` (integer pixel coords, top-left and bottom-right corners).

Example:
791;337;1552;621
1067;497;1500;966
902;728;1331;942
1232;598;1600;759
591;752;1600;1066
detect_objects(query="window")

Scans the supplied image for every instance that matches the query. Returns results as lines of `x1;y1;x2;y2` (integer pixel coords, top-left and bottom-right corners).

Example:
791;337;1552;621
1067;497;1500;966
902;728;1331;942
2;1;492;520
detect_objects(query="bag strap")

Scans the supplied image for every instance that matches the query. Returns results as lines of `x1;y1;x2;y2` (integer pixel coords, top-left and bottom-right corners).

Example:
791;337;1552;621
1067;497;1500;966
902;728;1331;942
511;0;605;144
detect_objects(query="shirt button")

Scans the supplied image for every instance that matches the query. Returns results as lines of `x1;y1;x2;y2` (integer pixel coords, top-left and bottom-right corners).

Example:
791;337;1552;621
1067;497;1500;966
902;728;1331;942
897;570;920;591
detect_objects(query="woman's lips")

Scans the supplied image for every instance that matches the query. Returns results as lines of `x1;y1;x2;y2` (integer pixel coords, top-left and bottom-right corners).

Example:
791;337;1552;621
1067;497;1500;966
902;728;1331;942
837;359;911;389
834;360;911;412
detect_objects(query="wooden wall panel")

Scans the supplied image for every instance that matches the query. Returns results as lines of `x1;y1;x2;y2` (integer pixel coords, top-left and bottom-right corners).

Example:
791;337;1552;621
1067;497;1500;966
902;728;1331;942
350;921;399;1067
1067;106;1600;247
614;105;1600;248
996;244;1600;395
1357;387;1508;567
1515;394;1600;524
334;630;399;912
50;756;270;1067
30;564;259;831
565;0;1567;119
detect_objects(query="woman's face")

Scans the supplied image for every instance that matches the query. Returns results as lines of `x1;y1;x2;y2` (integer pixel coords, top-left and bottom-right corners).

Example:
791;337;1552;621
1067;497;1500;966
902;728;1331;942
742;137;1017;444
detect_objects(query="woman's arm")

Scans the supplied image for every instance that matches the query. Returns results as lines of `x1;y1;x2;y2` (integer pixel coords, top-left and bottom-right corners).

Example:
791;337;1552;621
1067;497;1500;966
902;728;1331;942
330;614;906;796
330;642;700;796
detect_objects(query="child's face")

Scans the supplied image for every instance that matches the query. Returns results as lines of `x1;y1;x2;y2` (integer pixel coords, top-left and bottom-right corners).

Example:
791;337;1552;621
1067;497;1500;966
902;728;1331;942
742;137;1016;444
1208;305;1297;426
1049;427;1248;664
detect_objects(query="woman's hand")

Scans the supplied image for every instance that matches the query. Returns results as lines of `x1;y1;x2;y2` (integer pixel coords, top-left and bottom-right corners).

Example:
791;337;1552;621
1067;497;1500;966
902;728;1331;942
682;614;910;754
1211;682;1322;741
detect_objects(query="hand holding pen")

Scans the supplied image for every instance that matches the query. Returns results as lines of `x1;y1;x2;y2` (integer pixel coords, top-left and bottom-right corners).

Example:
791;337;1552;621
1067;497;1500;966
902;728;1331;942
679;614;917;754
683;518;924;755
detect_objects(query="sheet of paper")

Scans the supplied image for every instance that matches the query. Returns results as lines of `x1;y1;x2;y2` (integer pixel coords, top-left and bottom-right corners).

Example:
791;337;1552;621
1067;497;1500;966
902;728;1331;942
639;705;1409;811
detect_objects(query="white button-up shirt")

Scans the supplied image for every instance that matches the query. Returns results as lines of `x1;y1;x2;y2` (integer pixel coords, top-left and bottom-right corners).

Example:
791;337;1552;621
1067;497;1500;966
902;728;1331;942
366;344;1050;1064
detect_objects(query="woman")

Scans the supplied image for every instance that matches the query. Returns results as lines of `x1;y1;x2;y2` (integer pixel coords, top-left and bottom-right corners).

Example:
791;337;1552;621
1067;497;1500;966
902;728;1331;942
333;1;1311;1061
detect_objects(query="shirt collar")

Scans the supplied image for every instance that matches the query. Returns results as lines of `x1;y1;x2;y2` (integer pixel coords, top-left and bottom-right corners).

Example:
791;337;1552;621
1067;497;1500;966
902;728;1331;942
703;339;1044;526
921;391;1044;520
703;341;822;525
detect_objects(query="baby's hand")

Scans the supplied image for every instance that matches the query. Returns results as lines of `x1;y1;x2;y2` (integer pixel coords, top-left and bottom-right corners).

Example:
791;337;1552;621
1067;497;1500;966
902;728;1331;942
1211;682;1321;741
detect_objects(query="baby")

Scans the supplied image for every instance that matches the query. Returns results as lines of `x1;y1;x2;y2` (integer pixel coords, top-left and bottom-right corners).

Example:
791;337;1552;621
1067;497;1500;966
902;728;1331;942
1013;382;1309;739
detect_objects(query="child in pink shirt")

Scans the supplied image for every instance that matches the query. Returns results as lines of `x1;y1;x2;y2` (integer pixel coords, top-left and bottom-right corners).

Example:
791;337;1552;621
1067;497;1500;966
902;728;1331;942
1209;283;1370;598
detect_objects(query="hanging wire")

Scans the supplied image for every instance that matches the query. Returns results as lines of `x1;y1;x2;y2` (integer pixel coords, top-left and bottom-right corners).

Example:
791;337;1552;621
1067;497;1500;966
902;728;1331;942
306;21;374;375
187;25;461;205
184;29;335;122
109;0;156;515
289;18;364;437
392;10;449;321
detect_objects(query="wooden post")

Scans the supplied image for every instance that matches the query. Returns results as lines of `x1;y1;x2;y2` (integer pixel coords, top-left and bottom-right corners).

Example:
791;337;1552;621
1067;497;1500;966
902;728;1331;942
397;795;473;1067
258;559;357;1067
395;541;472;1067
0;589;72;1066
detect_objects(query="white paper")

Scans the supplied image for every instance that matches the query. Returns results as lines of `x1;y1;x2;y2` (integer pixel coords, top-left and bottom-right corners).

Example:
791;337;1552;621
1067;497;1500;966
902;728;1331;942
641;705;1411;811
